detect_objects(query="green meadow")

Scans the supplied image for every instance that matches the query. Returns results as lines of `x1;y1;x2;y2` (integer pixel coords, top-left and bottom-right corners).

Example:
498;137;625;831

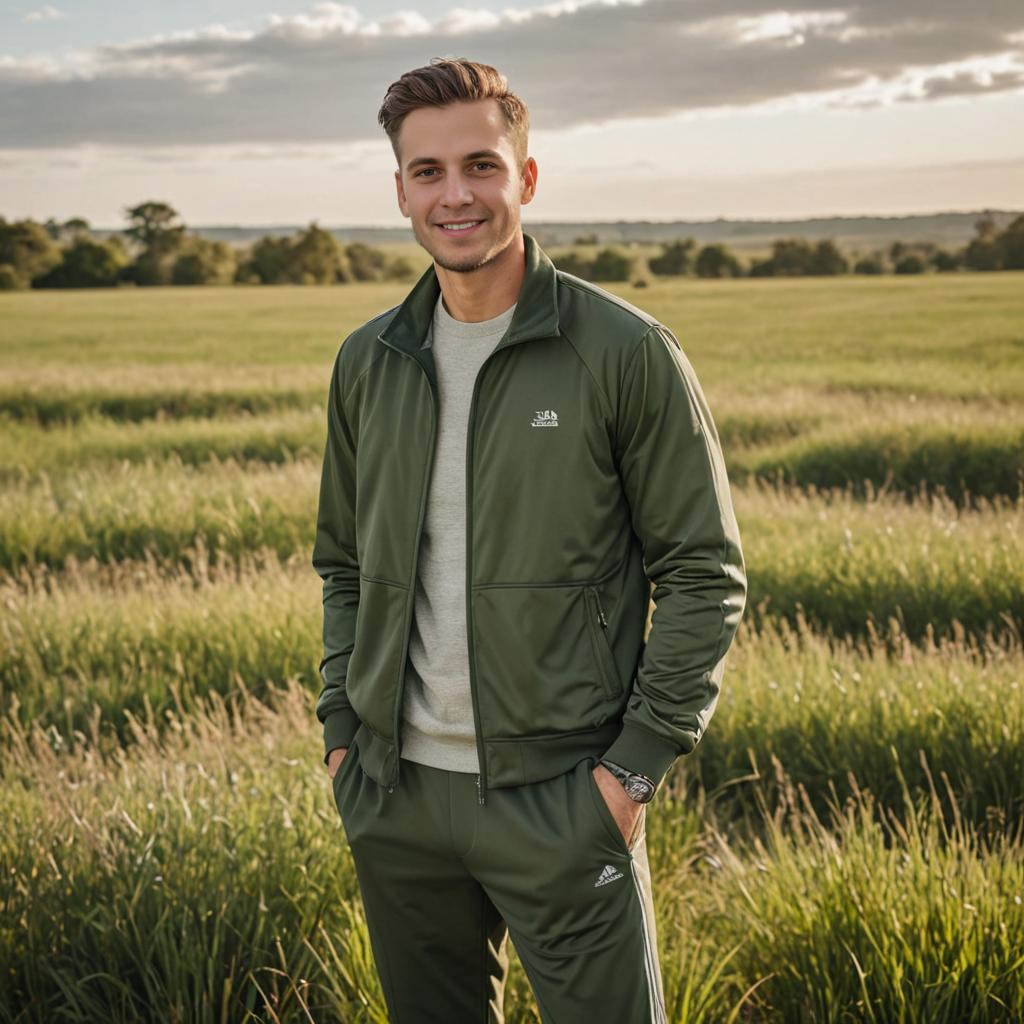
2;273;1023;1022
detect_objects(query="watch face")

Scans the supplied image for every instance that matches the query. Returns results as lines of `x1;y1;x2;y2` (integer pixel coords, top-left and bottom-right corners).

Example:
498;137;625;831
624;778;655;803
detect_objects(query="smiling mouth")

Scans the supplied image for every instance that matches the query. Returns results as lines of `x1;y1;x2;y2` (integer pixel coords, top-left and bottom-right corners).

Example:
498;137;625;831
436;220;484;234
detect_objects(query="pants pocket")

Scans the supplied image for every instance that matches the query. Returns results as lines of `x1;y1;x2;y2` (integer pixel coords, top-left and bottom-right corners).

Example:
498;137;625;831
582;756;645;857
330;736;361;812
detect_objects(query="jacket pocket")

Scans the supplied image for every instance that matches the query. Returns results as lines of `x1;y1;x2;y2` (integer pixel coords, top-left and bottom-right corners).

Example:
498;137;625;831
473;583;612;736
346;576;408;738
585;586;620;700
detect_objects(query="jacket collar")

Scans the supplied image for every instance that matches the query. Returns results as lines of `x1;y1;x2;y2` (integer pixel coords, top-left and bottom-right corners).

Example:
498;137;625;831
377;231;560;355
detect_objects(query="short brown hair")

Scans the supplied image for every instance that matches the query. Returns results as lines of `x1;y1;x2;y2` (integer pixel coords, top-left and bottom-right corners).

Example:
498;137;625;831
378;58;529;171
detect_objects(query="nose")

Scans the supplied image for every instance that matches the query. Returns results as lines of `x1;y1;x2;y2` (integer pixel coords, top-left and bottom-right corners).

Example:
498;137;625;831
440;170;473;209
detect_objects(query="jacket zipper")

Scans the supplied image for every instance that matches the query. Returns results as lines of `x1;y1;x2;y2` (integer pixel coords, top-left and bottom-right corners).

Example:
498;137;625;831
385;323;523;804
586;586;618;699
466;351;497;807
386;352;439;795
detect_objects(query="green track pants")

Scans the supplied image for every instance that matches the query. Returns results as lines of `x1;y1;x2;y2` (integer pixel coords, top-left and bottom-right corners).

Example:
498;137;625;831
331;739;668;1023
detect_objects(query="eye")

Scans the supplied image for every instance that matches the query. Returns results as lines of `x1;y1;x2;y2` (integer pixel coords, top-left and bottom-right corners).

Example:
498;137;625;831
473;162;497;172
414;168;438;178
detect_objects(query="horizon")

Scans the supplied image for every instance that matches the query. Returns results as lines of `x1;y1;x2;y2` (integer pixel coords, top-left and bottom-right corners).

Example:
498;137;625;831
54;207;1020;234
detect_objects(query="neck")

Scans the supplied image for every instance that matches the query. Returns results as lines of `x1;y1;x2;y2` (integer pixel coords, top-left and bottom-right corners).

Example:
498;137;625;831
434;231;525;323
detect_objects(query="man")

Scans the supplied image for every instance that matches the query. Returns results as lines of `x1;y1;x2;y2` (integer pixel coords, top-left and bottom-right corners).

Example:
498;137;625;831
314;57;747;1024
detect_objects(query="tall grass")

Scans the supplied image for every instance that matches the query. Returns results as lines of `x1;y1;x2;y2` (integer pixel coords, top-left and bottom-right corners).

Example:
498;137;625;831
2;680;1019;1022
677;611;1024;833
696;757;1024;1022
5;469;1018;642
3;272;1022;1020
0;409;324;479
5;393;1022;504
3;553;1022;829
738;478;1023;643
0;365;327;423
0;457;315;572
1;548;319;755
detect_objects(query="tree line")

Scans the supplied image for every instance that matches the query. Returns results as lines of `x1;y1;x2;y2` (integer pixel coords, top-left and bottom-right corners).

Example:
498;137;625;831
552;214;1024;283
0;201;415;290
2;204;1021;291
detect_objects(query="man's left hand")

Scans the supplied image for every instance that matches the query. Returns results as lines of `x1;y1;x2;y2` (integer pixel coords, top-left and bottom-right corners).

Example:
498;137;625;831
592;762;645;847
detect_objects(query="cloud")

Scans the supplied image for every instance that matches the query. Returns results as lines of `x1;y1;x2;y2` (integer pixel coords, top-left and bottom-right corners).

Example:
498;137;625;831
22;5;63;23
0;0;1022;150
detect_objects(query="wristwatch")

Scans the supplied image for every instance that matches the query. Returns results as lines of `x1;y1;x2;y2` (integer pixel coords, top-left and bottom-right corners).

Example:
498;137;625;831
598;758;657;804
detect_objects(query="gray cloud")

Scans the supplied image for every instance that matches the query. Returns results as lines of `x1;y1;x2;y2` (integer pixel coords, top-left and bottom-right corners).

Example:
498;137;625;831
0;0;1022;150
22;5;64;23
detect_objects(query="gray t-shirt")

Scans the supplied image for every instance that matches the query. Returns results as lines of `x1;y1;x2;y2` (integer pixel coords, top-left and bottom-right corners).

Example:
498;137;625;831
399;291;518;772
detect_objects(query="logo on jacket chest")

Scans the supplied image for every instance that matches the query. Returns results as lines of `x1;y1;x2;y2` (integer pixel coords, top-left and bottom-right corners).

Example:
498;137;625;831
531;409;559;428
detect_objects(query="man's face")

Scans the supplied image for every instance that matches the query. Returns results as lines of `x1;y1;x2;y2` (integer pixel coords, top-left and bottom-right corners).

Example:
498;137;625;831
394;98;537;274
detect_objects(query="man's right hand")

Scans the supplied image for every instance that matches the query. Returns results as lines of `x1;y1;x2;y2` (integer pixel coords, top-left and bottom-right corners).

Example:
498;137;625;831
327;746;349;779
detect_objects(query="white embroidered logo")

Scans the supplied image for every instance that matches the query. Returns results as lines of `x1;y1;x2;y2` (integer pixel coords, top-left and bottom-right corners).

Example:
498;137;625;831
594;863;624;887
531;409;559;427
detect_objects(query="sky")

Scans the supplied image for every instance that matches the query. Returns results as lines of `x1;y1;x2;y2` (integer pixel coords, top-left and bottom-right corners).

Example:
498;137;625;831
2;0;1022;228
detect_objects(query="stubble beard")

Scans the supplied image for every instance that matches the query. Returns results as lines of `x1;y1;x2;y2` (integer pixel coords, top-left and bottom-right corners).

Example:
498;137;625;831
416;218;516;275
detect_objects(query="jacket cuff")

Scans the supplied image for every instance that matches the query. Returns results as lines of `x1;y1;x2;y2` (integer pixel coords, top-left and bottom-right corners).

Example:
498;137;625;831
322;708;361;765
601;722;680;795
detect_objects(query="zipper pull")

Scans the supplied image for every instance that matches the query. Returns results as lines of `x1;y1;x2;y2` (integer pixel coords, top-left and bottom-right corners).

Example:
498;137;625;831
477;774;484;805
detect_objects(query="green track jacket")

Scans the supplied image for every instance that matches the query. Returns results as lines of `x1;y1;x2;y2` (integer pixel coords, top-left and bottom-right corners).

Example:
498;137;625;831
313;232;747;805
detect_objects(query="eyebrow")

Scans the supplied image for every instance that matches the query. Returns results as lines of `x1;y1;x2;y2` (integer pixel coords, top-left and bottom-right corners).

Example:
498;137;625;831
405;149;504;172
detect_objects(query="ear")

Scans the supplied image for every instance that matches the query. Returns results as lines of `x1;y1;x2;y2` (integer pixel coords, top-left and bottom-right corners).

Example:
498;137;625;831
395;169;410;218
519;156;538;206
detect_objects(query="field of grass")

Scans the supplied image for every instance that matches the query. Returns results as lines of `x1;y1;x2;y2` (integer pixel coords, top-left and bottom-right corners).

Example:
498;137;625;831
2;273;1022;1022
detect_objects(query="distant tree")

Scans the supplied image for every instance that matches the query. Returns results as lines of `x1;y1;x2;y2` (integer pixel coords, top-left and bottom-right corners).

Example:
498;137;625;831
961;214;1002;271
242;236;294;284
963;236;1000;271
591;247;632;282
289;222;350;283
930;249;961;272
768;238;815;276
973;214;999;242
122;201;187;285
853;255;885;275
573;233;599;245
123;201;185;252
346;241;389;282
36;214;92;245
894;254;926;274
809;239;848;275
996;214;1024;270
35;236;128;288
552;250;595;279
747;258;775;277
648;238;695;276
384;255;416;281
0;264;22;290
889;240;908;263
695;244;741;278
63;217;91;237
748;237;848;276
0;218;62;288
171;237;237;285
